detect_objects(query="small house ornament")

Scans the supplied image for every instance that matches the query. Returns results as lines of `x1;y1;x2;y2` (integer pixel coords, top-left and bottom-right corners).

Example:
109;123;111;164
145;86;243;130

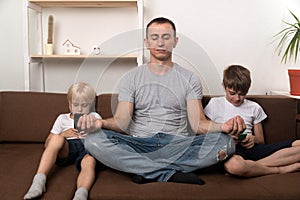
62;39;80;55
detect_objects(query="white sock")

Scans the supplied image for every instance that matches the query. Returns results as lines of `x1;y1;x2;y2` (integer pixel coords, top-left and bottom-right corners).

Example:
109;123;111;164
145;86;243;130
24;173;46;199
73;187;88;200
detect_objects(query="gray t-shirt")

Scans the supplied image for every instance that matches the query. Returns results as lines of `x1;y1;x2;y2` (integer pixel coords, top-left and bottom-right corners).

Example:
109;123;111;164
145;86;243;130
118;63;203;137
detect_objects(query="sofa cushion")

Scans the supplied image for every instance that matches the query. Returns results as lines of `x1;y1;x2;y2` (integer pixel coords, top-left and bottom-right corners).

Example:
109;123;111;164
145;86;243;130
0;143;78;200
90;168;300;200
1;92;296;144
0;92;69;142
247;95;297;143
96;93;118;119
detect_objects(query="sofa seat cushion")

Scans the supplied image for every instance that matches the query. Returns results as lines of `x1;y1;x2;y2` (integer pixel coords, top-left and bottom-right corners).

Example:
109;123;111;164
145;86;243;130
0;143;78;200
90;168;300;200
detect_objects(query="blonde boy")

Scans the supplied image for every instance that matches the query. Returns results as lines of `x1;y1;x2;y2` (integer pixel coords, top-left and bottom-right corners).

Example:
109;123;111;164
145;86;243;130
24;82;102;200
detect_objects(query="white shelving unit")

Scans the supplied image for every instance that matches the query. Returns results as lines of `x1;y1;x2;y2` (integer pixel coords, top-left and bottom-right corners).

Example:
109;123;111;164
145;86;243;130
24;0;144;91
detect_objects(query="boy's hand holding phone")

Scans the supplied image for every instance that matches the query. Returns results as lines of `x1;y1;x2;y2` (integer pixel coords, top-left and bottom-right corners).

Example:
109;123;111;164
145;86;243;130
239;131;255;149
61;128;80;139
74;113;84;134
238;131;248;140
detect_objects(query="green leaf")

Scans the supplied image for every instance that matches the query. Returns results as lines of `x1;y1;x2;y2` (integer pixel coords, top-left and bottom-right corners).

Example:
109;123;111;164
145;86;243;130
273;10;300;63
295;32;300;62
289;10;300;23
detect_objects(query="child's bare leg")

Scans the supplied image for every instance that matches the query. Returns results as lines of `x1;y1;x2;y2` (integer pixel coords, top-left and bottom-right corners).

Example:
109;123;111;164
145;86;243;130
257;146;300;167
37;134;68;174
73;155;96;200
225;155;300;177
292;140;300;147
224;155;280;177
24;134;68;199
277;162;300;174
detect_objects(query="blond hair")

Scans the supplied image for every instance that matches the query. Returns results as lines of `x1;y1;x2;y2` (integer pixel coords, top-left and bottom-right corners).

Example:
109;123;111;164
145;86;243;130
67;82;96;107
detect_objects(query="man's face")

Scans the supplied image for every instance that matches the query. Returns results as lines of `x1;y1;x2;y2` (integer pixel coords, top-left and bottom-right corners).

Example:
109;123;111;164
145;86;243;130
145;22;178;61
224;87;246;107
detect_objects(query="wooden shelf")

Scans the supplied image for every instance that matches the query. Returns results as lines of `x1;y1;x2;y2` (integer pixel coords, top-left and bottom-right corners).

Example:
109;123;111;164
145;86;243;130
30;54;138;59
29;0;137;8
25;0;143;91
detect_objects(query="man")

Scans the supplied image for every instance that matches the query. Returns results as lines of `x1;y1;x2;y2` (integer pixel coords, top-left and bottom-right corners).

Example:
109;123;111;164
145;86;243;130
80;17;245;184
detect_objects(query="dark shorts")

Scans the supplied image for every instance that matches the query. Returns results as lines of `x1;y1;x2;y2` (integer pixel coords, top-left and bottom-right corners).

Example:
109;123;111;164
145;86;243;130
56;139;105;171
236;140;294;161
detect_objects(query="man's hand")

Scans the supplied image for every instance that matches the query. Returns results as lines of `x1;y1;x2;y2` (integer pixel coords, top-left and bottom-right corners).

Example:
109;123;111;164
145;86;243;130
77;114;103;133
222;115;246;139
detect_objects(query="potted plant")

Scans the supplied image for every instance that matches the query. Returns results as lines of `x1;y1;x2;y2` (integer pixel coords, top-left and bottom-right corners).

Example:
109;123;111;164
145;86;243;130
274;10;300;95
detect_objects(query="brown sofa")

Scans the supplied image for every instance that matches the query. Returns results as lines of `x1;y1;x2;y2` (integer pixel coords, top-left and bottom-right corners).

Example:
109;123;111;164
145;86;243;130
1;91;300;200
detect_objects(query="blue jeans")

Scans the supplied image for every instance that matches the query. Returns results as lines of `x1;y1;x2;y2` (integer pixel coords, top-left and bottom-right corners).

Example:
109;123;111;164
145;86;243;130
85;130;235;182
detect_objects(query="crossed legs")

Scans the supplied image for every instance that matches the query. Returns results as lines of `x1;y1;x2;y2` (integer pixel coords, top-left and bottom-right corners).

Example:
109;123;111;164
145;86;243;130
224;140;300;177
85;130;235;183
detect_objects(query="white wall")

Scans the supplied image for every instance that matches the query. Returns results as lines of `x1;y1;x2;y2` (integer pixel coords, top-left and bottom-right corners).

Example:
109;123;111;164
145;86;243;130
0;0;25;91
1;0;300;95
144;0;300;95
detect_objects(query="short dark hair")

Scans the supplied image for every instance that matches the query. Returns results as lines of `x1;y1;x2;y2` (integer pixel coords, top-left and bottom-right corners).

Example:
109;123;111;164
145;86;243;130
223;65;251;95
146;17;176;38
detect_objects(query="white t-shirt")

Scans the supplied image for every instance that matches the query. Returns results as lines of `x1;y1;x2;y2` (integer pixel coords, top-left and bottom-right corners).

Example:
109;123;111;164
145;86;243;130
51;112;101;139
204;96;267;133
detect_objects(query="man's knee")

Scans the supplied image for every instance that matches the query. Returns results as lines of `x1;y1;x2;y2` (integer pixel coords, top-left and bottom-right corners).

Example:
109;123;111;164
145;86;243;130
217;133;235;161
217;150;228;161
84;133;98;152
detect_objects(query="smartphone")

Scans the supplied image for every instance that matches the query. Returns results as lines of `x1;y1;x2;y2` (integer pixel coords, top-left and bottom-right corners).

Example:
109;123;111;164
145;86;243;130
74;113;84;132
238;132;248;140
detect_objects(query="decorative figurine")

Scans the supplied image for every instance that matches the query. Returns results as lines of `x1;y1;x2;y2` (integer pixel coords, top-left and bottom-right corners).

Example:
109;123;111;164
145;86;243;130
92;45;100;55
45;15;54;55
62;39;81;55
